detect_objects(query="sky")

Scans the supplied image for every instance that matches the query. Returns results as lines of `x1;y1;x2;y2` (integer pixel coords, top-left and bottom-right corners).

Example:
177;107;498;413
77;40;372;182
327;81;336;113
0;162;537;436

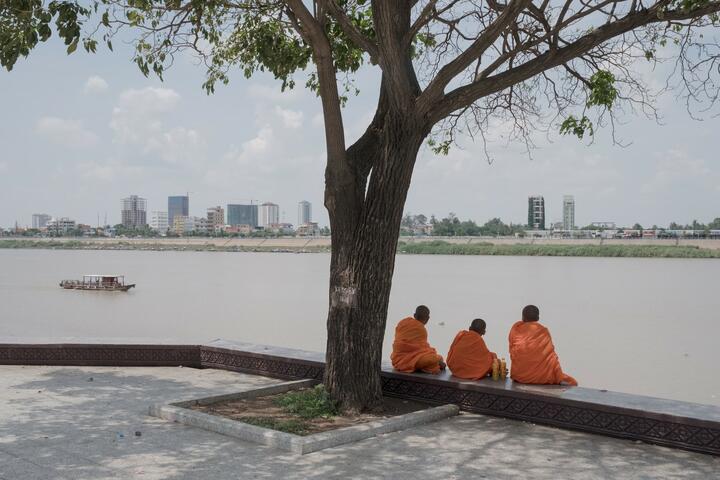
0;33;718;229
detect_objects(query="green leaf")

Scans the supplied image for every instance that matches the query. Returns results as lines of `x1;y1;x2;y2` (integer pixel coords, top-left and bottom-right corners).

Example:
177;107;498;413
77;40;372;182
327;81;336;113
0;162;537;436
67;39;78;54
428;138;452;155
560;115;594;139
586;70;618;109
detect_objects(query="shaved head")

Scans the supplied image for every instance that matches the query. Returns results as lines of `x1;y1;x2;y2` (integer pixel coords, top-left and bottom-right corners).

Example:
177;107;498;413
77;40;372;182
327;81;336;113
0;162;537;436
522;305;540;322
414;305;430;323
470;318;486;335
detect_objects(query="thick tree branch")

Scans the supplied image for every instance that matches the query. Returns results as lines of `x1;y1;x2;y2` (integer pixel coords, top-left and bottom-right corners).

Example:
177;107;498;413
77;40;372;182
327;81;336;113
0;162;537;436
347;76;390;182
372;1;422;110
286;0;346;163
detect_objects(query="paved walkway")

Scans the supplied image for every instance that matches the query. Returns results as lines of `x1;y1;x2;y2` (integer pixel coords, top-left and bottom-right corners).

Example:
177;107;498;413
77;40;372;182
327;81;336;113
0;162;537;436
1;366;717;479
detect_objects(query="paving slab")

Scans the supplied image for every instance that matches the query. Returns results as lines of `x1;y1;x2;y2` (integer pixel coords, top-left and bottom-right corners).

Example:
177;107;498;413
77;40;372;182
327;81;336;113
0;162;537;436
0;365;718;480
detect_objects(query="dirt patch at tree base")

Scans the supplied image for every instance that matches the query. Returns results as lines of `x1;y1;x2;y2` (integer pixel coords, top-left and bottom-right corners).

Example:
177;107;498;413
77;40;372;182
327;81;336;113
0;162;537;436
190;391;431;436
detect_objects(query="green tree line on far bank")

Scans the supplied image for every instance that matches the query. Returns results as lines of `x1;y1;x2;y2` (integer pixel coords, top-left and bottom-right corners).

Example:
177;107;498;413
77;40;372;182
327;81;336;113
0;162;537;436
401;214;720;237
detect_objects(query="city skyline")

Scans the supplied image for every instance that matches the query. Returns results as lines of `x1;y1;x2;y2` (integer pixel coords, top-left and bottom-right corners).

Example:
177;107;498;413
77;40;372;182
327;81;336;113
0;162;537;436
15;189;720;231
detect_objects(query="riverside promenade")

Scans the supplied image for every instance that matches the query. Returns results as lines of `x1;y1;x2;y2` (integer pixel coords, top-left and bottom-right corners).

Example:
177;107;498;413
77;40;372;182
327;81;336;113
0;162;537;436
1;365;718;480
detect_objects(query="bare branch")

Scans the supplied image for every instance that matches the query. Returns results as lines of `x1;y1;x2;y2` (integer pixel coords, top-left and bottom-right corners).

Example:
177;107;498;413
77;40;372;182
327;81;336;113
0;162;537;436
417;0;534;115
429;2;720;124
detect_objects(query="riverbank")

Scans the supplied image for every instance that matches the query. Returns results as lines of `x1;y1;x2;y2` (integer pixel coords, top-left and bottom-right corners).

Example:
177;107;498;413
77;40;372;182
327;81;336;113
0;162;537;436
0;239;330;254
398;240;720;258
3;238;720;258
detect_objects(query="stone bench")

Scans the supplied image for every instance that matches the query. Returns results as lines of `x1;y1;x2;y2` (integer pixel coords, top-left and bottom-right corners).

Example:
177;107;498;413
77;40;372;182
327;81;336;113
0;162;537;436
2;338;719;456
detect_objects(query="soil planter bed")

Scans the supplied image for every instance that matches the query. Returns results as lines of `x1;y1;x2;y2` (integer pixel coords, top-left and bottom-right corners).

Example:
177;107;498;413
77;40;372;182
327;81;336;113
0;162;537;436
149;379;459;454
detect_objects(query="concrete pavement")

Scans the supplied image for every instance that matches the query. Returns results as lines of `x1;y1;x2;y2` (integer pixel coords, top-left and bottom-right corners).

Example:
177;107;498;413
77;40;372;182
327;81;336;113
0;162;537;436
0;365;717;479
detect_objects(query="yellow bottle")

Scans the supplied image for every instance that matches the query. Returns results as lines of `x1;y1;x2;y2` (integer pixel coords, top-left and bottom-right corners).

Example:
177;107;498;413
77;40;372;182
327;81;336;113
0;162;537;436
500;358;507;380
491;358;500;381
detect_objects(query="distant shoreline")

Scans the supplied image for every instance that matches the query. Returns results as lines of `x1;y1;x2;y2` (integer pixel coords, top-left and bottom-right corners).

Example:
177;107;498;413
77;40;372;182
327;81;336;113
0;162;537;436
2;238;720;258
397;241;720;258
0;239;330;254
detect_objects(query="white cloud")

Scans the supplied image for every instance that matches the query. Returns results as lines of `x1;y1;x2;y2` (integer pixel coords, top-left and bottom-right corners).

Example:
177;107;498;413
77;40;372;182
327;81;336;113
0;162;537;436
0;161;7;172
110;87;180;144
35;117;99;148
204;127;273;189
241;126;273;157
222;126;274;168
109;87;204;167
275;106;304;129
76;158;145;182
84;75;109;94
204;125;324;191
247;83;302;103
311;113;324;127
142;126;205;164
641;149;712;194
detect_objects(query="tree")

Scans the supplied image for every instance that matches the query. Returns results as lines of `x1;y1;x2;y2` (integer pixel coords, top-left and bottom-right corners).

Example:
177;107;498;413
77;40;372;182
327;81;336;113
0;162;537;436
480;217;524;236
3;0;720;412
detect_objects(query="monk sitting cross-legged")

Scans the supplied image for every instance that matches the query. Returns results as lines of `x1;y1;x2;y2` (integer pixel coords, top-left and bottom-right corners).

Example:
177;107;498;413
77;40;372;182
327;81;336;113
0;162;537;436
508;305;578;386
391;305;446;374
446;319;497;380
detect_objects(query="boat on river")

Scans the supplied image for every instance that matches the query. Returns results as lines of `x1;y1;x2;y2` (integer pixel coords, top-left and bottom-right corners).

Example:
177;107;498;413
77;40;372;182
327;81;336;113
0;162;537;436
60;275;135;292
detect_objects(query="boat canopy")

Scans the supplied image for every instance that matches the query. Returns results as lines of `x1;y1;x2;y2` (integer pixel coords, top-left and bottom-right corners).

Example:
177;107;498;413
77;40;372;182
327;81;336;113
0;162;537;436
82;275;125;283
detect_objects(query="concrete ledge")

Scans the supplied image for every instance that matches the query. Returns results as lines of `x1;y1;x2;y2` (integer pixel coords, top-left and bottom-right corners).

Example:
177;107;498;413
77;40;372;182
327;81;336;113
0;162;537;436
2;339;719;456
149;379;460;455
0;343;200;367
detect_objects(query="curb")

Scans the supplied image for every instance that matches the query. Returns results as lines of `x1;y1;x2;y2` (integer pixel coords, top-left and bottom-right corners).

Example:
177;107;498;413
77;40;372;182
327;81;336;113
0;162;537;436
149;380;460;454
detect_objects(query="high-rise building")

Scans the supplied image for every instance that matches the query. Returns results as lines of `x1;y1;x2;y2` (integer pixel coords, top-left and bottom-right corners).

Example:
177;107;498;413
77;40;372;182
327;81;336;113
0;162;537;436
32;213;51;229
259;202;279;227
168;195;189;227
121;195;147;228
227;204;258;227
563;195;575;231
298;200;312;226
527;196;545;230
150;211;169;232
207;206;225;229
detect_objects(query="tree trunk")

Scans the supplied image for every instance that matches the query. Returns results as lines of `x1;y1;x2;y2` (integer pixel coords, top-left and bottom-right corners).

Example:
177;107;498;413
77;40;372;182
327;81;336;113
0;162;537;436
324;111;426;412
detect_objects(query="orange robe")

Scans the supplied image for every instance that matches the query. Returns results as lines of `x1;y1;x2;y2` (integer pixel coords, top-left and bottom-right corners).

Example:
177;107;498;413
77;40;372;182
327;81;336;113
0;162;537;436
508;321;578;386
446;330;496;380
391;317;444;374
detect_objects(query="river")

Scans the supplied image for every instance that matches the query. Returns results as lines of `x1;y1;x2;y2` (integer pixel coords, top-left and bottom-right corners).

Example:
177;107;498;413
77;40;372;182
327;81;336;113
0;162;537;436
1;249;717;406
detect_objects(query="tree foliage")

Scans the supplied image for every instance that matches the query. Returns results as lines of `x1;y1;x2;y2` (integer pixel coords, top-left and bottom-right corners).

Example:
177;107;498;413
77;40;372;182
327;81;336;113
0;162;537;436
426;214;526;236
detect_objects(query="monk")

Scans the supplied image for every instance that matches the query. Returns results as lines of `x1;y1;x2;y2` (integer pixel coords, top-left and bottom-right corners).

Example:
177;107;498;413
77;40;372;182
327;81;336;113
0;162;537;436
391;305;446;374
508;305;578;386
446;319;497;380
